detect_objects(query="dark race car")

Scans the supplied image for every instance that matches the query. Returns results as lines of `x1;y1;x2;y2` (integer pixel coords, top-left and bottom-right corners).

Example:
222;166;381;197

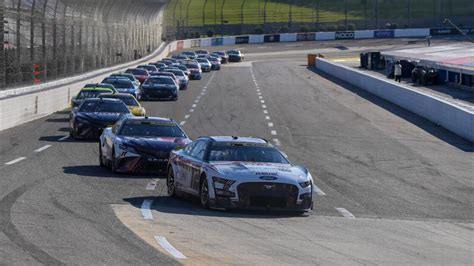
212;51;229;64
125;68;150;84
69;98;131;140
99;116;190;173
184;63;202;80
138;76;179;101
227;50;244;62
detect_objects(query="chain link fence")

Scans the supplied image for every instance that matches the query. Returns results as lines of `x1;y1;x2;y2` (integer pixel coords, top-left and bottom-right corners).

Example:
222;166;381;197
0;0;167;90
164;0;474;39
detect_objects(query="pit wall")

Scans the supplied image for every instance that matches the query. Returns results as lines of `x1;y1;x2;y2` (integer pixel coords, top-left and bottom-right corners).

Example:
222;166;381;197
0;28;431;131
315;58;474;142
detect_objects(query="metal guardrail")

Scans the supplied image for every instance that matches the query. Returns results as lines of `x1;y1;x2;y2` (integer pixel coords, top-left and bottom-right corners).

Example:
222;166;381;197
0;0;167;90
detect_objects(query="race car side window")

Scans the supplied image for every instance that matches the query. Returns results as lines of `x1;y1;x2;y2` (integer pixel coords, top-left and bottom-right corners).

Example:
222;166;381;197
190;141;207;161
183;142;196;155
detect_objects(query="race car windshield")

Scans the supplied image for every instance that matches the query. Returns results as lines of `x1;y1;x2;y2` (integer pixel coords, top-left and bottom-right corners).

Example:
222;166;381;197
208;145;288;163
119;122;186;138
170;71;185;77
77;90;109;99
103;96;138;106
228;51;240;55
145;77;175;85
112;75;134;82
104;80;132;89
185;64;199;69
79;101;129;113
126;69;148;75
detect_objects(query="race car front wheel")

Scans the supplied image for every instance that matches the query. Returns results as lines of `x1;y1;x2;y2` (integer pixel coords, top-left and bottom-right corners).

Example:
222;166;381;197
99;142;105;167
200;177;210;209
167;168;176;197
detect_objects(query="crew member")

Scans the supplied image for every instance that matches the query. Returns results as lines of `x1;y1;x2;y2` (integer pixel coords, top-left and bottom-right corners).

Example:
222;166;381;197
394;61;402;83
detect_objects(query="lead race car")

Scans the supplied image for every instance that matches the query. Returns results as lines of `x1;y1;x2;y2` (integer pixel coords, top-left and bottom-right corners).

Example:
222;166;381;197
167;136;314;212
99;116;190;173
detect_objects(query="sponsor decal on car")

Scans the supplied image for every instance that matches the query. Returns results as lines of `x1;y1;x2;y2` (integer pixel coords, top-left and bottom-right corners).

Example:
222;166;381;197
259;176;278;180
335;31;355;40
255;172;278;176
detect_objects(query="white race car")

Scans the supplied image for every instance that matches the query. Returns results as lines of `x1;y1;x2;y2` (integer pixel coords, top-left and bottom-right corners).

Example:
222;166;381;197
167;136;314;212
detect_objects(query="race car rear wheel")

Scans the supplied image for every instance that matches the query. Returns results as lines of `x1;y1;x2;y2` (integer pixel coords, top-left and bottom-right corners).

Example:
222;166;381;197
200;176;210;209
167;168;176;197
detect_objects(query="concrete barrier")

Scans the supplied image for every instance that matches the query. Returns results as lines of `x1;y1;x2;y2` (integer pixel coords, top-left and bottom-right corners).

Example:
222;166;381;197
315;58;474;142
0;41;179;131
249;35;264;44
355;30;375;39
280;33;297;42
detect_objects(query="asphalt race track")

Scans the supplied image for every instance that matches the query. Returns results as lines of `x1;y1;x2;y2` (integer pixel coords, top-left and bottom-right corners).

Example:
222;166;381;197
0;38;473;264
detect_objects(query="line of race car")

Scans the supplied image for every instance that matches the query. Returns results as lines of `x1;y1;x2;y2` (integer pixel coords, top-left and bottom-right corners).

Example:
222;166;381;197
68;48;314;213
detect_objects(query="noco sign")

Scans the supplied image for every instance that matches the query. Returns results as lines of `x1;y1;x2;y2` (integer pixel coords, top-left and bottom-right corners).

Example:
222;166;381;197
335;31;355;40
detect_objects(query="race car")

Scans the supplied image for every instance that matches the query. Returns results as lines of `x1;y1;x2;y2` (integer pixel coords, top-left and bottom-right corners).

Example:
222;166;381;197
125;68;150;84
167;136;314;212
98;93;146;116
99;116;190;173
69;98;131;140
212;51;229;64
195;58;212;72
71;86;115;108
101;77;138;97
227;50;244;62
109;73;141;88
184;63;202;80
138;76;179;101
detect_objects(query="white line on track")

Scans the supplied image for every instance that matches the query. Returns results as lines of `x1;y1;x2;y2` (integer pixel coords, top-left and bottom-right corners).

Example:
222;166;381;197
272;139;281;146
335;208;355;219
256;89;260;92
262;105;267;108
265;116;270;120
5;157;27;165
190;109;194;113
179;121;186;126
263;110;268;114
58;136;69;141
146;179;158;190
257;92;261;95
141;199;154;220
313;184;327;196
34;145;52;153
154;236;187;259
271;130;277;135
184;115;190;119
260;100;265;103
192;104;197;108
268;122;274;127
258;96;263;99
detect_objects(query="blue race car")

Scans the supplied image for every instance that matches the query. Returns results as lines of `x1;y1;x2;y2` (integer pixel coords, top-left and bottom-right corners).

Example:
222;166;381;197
69;98;131;140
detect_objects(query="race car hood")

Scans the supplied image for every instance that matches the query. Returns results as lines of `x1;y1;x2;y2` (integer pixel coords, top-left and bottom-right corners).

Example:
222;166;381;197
121;137;189;154
209;161;309;183
77;112;124;125
142;84;177;89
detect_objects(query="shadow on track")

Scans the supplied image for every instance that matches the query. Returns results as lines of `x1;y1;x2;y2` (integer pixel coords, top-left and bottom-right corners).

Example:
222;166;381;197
123;196;308;219
308;67;474;152
46;118;69;123
63;165;164;179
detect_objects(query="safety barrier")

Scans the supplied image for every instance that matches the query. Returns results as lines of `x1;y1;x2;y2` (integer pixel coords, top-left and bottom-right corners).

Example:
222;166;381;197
315;58;474;142
0;28;433;131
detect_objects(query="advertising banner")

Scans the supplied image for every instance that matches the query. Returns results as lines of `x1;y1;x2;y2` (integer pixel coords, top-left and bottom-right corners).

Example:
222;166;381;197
374;30;395;38
176;40;184;50
335;31;355;40
264;34;280;43
235;36;249;44
191;39;201;47
297;33;316;41
211;38;223;46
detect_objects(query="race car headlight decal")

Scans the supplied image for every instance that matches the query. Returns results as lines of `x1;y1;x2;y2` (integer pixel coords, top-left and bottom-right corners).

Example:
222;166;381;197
212;176;235;190
299;180;312;188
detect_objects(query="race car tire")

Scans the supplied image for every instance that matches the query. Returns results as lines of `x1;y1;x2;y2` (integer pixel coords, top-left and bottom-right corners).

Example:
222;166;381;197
69;126;75;139
199;175;210;209
99;142;105;167
167;168;177;197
